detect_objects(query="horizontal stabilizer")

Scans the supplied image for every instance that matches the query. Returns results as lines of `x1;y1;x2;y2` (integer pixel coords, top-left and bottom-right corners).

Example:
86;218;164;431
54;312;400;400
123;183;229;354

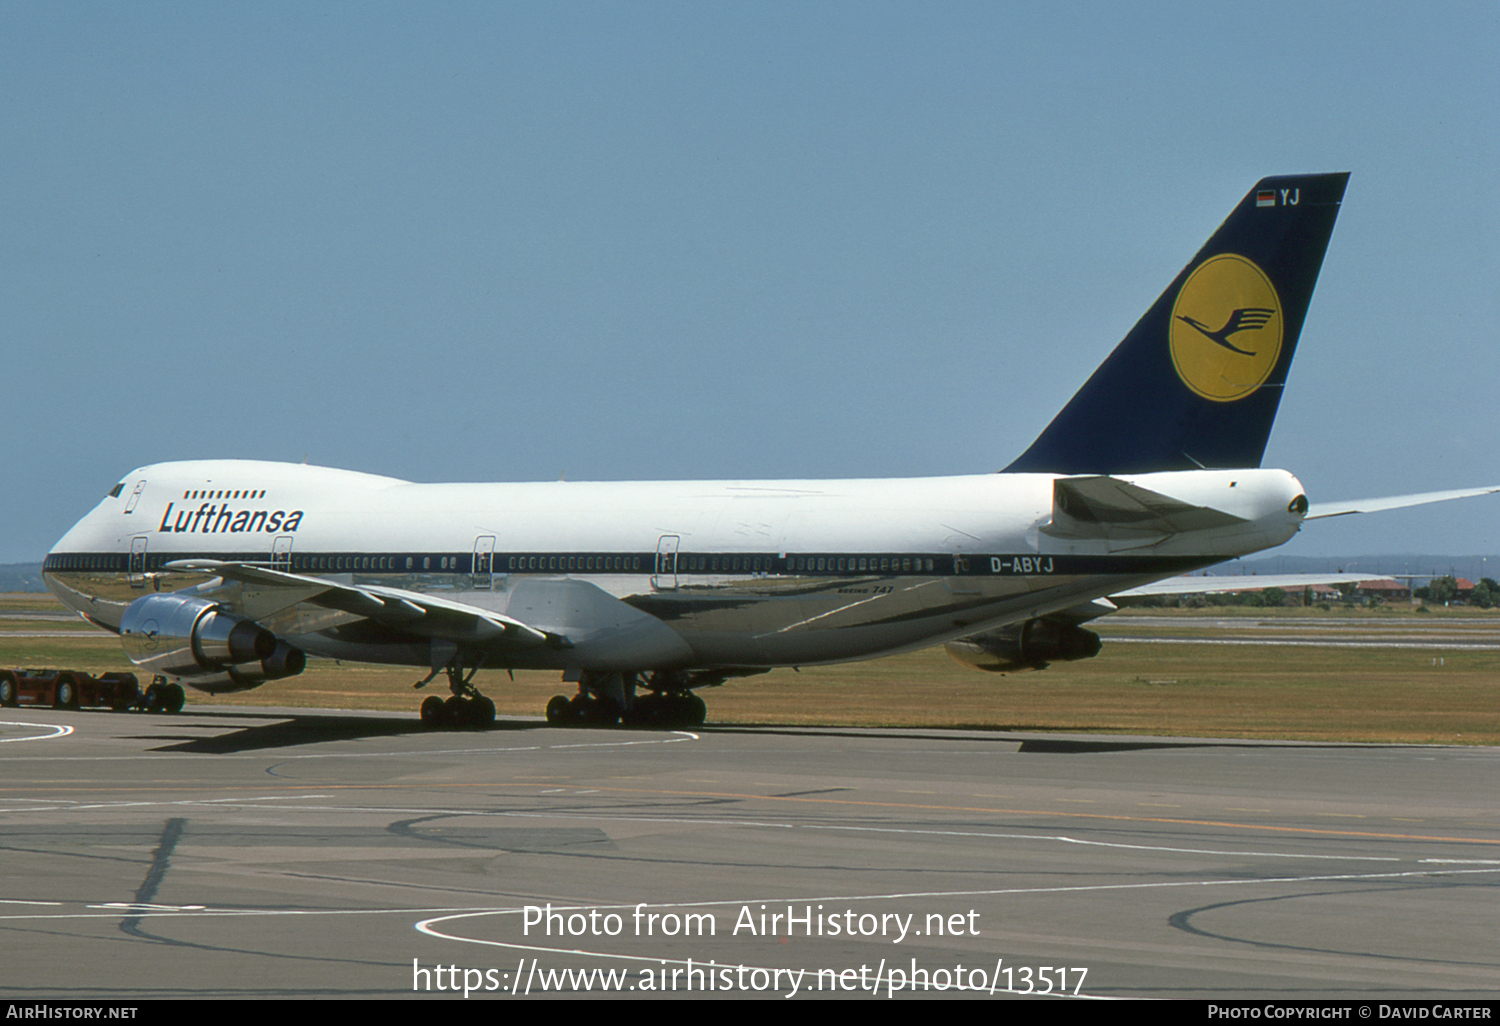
1306;485;1500;520
1042;476;1248;541
1117;572;1391;597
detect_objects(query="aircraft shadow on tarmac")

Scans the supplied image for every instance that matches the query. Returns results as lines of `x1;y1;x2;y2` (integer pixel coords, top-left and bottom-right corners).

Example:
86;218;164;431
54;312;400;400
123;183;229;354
696;726;1218;754
137;715;1210;756
694;725;1406;753
132;712;1396;756
136;709;535;754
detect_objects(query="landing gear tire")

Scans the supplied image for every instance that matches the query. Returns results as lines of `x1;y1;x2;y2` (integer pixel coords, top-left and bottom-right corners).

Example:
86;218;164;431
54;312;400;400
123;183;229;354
469;696;496;728
622;692;663;727
553;694;620;727
577;695;620;726
623;692;705;728
443;695;468;726
420;693;495;729
414;651;498;729
163;683;185;713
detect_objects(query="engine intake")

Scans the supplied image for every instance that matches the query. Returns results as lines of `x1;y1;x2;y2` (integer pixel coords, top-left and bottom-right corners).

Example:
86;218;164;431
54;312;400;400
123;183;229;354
944;619;1102;673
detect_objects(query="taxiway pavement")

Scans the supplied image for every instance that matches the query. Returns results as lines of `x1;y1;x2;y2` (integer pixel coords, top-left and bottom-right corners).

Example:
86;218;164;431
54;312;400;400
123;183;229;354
1;706;1496;1000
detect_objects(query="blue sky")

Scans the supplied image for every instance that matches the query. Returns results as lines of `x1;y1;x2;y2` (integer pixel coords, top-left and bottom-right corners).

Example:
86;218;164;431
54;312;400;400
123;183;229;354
3;2;1497;564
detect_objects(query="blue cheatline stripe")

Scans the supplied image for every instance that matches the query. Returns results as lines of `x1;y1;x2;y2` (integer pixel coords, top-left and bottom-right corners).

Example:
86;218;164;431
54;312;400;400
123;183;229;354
43;550;1209;579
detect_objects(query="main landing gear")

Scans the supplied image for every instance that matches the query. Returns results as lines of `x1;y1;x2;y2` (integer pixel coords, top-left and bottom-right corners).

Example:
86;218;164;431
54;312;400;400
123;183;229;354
545;670;707;729
409;661;711;730
414;658;496;729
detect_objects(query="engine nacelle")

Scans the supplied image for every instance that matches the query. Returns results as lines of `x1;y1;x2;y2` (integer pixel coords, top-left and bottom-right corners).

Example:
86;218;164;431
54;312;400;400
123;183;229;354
944;619;1102;673
121;593;280;678
177;640;309;694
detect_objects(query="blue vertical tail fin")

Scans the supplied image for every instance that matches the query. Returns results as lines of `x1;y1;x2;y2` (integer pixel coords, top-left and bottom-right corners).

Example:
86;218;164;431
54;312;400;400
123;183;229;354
1004;173;1348;475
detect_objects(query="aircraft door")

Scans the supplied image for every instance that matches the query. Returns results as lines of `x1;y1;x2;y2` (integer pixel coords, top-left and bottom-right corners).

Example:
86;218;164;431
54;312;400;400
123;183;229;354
271;535;293;573
472;535;495;590
129;536;149;588
653;535;680;590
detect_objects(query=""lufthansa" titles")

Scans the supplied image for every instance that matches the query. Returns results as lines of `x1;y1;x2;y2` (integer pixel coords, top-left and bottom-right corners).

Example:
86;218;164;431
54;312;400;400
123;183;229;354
156;502;305;534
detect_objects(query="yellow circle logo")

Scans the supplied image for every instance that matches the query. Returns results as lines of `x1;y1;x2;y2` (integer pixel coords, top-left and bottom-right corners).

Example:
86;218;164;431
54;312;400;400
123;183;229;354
1169;254;1283;402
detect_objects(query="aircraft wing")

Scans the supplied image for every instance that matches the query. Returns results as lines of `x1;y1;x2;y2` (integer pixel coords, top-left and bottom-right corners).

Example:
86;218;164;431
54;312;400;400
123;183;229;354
1306;486;1500;519
162;559;562;649
947;572;1393;673
1032;573;1387;620
1114;572;1391;598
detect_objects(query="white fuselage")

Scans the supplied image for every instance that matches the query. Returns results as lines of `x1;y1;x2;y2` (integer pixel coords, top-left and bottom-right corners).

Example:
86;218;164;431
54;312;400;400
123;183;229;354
44;460;1305;673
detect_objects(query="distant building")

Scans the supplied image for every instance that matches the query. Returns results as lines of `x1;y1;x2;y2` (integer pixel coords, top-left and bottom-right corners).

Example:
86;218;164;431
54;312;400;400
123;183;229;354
1356;579;1411;601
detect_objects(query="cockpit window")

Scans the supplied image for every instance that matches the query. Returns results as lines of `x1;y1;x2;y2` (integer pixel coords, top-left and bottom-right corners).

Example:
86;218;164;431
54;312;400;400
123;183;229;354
108;483;125;498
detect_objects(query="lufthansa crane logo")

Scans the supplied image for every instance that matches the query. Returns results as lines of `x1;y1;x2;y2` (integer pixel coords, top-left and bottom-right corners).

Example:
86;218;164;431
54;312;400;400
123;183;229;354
1169;253;1283;401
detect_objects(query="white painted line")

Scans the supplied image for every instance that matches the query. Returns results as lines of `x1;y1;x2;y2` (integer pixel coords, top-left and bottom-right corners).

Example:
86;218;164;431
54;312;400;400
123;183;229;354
0;721;73;743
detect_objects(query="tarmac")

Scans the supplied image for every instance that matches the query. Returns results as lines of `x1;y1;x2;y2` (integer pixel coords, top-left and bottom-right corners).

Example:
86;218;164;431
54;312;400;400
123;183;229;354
1;706;1497;1000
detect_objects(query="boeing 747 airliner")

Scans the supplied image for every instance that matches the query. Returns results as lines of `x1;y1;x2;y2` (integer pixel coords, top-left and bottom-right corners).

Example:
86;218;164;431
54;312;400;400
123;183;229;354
38;173;1496;727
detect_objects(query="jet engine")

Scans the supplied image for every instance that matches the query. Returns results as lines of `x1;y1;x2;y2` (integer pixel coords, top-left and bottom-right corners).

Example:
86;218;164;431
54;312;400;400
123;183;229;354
944;619;1102;673
120;594;304;692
